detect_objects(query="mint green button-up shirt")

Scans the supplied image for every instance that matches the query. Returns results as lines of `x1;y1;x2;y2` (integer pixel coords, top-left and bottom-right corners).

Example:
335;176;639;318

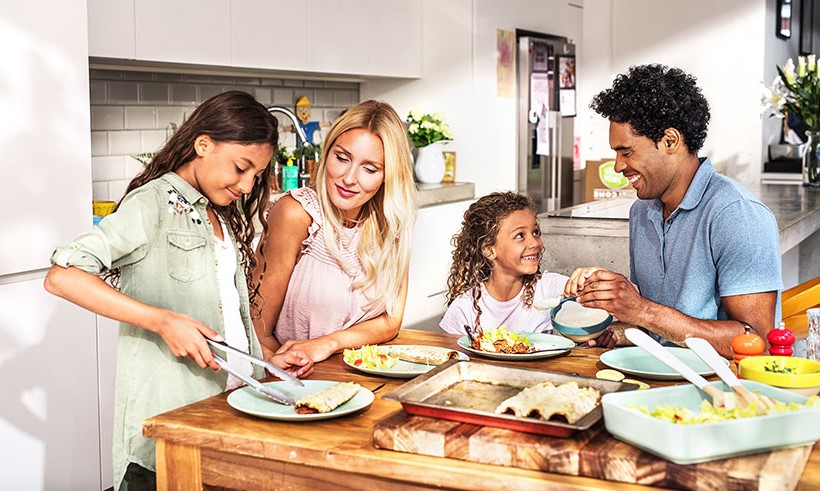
51;172;264;489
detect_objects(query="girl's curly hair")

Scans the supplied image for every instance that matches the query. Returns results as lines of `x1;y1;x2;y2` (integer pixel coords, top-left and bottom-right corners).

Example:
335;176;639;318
446;192;541;330
590;64;710;153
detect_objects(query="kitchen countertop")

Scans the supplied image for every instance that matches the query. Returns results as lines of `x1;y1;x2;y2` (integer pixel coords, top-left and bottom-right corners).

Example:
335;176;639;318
539;184;820;276
416;181;475;208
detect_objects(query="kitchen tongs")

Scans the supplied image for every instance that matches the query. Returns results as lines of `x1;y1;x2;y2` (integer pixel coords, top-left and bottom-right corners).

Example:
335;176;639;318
207;339;303;405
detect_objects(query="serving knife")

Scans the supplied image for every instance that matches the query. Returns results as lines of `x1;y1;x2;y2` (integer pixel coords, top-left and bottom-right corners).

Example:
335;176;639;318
213;353;296;406
207;338;304;387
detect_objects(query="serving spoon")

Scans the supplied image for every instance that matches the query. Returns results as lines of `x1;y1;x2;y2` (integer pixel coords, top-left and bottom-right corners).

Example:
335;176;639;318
685;337;777;414
624;328;728;408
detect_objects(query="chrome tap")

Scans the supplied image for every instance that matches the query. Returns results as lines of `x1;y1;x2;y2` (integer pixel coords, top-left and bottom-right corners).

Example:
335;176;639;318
267;106;319;187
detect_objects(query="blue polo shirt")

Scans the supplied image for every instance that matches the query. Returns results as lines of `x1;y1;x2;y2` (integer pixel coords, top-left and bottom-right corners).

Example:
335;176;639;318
629;158;782;344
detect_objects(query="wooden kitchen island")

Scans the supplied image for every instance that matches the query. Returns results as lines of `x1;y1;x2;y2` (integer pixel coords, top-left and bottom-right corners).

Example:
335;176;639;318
143;329;820;490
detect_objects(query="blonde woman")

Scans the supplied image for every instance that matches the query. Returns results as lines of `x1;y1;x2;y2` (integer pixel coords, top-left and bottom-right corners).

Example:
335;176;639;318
253;100;418;362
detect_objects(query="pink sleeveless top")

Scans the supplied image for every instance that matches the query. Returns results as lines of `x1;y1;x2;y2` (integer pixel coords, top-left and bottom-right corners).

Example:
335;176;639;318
274;187;385;343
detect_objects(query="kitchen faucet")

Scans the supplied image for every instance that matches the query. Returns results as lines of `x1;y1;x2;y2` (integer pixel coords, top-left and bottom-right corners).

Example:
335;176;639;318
267;106;319;187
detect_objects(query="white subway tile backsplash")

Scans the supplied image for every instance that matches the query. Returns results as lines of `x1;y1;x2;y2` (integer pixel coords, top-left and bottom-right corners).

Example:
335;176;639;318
91;106;124;130
273;88;294;105
92;181;109;201
108;180;131;202
108;131;142;155
141;83;170;104
92;155;127;181
140;130;167;153
108;81;139;104
90;131;108;156
171;84;197;105
89;69;359;194
125;106;157;129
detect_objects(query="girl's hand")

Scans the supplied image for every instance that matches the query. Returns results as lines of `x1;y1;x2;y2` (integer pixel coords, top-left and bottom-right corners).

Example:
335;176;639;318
276;338;339;363
154;310;222;371
564;266;605;297
269;350;314;378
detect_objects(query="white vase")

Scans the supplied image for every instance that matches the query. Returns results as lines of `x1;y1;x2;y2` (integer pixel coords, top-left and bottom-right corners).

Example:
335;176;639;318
414;140;449;184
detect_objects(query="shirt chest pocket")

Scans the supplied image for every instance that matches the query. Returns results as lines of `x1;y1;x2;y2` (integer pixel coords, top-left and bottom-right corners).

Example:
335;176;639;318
167;231;209;283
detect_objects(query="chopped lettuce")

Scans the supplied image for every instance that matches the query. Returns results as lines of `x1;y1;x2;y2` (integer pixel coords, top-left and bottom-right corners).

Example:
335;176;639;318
343;345;397;369
631;395;820;424
478;325;531;351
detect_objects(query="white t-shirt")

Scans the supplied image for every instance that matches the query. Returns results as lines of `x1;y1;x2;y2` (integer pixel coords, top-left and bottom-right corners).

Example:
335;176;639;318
214;219;253;390
439;272;568;335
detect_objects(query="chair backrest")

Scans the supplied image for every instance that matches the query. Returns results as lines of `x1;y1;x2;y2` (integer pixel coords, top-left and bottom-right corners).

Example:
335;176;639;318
781;276;820;339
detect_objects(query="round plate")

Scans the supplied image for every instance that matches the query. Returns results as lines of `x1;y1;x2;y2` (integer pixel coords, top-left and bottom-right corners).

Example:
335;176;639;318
456;333;575;360
226;380;374;421
599;346;721;380
343;345;469;378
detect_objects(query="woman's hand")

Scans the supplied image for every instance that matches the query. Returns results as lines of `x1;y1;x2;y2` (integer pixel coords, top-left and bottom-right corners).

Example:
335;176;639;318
153;310;222;370
564;266;605;297
276;337;340;363
269;350;314;378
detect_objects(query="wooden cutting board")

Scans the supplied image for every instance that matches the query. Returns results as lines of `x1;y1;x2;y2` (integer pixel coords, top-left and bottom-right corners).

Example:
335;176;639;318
373;410;812;490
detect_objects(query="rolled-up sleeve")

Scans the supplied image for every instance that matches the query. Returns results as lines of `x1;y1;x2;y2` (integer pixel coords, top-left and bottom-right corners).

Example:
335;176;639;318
50;187;160;274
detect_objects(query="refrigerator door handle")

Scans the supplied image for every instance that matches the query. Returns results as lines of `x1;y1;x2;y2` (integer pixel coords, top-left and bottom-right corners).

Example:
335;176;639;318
548;111;562;211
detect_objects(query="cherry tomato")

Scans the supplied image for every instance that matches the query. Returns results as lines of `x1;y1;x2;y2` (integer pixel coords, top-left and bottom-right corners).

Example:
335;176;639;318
354;359;363;366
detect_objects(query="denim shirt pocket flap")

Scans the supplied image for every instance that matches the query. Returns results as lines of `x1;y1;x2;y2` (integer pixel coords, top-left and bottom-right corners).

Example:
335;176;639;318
167;231;208;283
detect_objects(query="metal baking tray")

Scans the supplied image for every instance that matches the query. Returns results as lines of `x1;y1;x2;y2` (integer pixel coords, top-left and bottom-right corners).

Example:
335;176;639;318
382;360;635;437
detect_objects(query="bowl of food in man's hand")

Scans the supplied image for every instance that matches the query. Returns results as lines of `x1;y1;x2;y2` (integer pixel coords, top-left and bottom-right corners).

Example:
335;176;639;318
550;298;612;343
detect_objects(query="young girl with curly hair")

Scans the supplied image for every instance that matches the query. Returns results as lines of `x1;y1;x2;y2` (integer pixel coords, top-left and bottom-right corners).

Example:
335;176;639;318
440;192;588;335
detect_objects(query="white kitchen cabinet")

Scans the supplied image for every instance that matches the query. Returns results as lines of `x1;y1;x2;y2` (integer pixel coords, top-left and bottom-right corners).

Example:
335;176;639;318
87;0;136;59
368;0;422;78
403;199;474;330
135;0;231;66
306;0;370;75
0;277;101;490
231;0;308;72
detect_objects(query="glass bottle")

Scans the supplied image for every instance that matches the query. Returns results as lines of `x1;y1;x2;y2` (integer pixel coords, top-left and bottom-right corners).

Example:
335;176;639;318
807;308;820;361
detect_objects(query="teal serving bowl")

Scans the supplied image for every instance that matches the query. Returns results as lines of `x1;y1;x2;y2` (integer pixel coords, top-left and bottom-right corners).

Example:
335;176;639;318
550;298;612;342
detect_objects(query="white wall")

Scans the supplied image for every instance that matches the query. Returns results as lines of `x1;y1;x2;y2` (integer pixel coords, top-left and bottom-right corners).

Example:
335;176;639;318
583;0;770;185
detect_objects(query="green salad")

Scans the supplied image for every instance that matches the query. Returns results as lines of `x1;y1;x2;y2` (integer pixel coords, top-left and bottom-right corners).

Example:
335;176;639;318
477;325;533;353
343;345;398;369
632;395;820;424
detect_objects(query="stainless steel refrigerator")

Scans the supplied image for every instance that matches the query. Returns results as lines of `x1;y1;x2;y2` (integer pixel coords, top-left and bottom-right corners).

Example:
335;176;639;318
517;32;576;213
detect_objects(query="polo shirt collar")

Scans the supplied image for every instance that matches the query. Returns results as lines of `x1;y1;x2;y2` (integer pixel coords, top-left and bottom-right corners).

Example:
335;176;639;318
162;171;209;206
677;157;713;211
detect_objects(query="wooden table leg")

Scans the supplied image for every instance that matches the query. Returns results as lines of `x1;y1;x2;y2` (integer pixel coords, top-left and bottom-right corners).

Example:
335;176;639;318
155;439;202;491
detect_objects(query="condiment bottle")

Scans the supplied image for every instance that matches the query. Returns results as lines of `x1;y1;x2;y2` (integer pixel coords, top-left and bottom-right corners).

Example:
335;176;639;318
807;308;820;361
731;325;765;363
768;322;796;356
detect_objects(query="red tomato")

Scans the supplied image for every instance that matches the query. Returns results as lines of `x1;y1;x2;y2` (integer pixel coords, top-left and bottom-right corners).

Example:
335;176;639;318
354;359;363;366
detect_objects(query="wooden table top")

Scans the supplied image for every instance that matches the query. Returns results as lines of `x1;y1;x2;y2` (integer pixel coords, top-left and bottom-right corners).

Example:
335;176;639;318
143;329;820;490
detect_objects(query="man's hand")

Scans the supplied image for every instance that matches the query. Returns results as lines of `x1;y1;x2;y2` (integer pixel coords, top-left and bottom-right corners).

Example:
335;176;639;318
574;269;649;326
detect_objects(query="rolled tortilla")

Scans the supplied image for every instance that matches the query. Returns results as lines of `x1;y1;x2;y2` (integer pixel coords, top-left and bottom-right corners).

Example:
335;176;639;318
388;346;459;365
495;381;601;423
294;382;361;414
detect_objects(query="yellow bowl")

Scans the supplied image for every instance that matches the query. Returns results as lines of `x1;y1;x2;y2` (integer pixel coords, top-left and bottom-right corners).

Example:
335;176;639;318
738;356;820;395
92;200;116;216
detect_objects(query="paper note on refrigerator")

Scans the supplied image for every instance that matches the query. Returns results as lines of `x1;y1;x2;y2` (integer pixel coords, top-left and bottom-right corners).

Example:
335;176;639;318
531;73;550;156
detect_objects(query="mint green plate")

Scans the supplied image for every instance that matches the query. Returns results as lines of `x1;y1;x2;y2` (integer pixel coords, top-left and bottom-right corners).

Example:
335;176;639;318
227;380;374;421
602;380;819;464
599;346;721;380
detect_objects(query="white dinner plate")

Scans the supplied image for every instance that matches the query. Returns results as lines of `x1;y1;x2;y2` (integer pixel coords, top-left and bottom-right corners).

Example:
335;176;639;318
599;346;723;381
456;333;575;360
343;345;469;378
226;380;374;421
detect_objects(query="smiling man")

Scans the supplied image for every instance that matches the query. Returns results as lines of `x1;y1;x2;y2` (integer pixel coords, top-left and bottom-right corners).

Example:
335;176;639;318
570;64;782;358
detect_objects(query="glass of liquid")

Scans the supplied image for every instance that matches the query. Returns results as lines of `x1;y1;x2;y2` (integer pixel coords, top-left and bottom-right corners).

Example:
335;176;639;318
807;308;820;361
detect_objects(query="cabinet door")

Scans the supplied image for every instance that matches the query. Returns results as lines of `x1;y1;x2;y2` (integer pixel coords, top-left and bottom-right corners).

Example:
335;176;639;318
0;0;91;277
135;0;231;66
404;200;474;329
231;0;308;71
87;0;136;58
0;277;100;489
368;0;422;77
306;0;369;75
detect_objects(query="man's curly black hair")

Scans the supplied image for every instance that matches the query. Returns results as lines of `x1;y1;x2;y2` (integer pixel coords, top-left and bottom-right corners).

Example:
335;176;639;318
590;64;711;154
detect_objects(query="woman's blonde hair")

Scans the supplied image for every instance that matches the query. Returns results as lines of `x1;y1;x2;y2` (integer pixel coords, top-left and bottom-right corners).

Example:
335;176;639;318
313;100;418;314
